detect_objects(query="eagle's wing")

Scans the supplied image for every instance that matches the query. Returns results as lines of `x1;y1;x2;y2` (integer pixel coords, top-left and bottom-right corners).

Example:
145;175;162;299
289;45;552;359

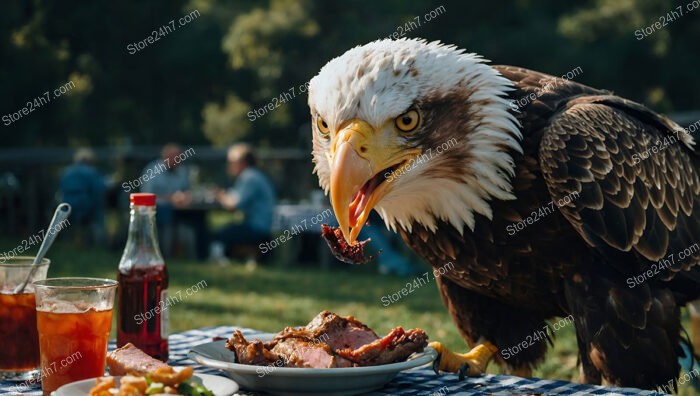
539;95;700;289
538;96;700;387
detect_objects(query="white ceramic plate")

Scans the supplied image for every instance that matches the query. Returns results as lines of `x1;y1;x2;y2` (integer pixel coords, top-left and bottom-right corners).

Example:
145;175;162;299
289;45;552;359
51;373;239;396
188;335;437;396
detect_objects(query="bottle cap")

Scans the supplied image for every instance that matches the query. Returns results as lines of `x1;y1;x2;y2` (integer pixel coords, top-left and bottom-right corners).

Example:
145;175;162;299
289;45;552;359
130;193;156;206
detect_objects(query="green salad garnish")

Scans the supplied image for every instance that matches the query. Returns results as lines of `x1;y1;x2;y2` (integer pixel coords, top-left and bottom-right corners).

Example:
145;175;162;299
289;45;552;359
177;381;215;396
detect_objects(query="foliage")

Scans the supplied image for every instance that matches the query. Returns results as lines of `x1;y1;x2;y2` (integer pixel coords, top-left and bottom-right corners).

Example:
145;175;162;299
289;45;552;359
2;0;698;147
201;94;251;146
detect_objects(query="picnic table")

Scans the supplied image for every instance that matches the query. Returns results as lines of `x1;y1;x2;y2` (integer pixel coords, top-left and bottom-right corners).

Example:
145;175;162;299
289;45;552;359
269;203;337;268
169;201;334;262
0;326;669;396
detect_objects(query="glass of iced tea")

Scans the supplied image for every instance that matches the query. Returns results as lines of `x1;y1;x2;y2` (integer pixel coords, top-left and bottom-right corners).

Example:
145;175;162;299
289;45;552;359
33;277;117;395
0;256;50;381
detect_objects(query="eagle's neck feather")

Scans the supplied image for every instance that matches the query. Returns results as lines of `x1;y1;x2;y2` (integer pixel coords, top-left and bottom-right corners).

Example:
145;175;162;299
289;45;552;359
377;54;522;235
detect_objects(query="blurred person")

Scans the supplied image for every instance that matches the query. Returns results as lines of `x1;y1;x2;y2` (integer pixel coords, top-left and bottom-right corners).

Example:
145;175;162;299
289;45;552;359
140;143;192;257
59;148;107;246
209;143;276;264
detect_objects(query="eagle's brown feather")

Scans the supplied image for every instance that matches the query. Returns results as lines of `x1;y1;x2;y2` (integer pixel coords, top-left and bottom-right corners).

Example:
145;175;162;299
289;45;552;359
399;65;700;387
537;94;700;387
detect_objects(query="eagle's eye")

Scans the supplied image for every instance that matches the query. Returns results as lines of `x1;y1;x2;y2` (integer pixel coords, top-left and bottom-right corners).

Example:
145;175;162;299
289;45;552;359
316;116;331;137
395;109;420;132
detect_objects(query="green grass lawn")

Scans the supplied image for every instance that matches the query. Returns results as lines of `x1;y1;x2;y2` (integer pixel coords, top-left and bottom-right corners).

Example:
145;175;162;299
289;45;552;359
2;237;696;394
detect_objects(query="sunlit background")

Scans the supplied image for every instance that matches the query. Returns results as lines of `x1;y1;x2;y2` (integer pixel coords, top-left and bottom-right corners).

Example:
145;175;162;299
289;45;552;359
1;1;699;393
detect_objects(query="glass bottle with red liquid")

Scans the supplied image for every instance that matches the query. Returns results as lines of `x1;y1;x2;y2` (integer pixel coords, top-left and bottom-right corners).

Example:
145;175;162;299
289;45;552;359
117;193;169;361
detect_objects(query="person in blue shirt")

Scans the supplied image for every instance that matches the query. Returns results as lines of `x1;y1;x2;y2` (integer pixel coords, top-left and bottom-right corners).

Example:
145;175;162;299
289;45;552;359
210;144;276;262
140;143;193;257
60;148;107;246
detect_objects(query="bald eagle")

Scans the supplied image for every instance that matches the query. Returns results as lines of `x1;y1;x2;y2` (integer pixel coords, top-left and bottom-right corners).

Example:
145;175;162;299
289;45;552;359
307;39;700;390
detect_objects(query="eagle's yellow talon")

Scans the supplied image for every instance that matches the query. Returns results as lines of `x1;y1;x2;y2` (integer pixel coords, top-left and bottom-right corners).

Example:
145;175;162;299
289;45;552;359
429;341;497;376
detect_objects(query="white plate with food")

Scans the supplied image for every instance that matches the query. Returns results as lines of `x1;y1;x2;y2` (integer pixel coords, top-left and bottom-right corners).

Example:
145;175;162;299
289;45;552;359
188;311;437;396
52;373;238;396
53;342;238;396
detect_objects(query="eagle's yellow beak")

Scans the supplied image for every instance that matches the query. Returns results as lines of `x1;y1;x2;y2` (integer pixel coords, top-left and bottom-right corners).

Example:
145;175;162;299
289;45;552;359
328;119;419;244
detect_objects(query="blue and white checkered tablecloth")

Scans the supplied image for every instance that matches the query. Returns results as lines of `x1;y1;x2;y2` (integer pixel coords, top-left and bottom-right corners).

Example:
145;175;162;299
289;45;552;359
0;326;669;395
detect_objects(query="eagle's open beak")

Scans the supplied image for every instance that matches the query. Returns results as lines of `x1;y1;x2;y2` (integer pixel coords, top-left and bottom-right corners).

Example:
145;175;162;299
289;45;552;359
328;119;419;244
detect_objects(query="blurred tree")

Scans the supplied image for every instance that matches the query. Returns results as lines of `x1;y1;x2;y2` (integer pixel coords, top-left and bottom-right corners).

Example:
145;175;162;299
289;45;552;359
1;0;697;148
1;0;247;146
210;0;320;146
558;0;700;112
202;94;250;146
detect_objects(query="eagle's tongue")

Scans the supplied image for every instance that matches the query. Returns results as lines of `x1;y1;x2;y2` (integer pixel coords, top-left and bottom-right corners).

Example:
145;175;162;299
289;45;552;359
349;192;364;227
349;175;381;227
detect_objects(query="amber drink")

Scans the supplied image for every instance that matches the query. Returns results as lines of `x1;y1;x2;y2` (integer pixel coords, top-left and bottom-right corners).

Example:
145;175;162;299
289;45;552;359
0;256;50;381
34;277;116;395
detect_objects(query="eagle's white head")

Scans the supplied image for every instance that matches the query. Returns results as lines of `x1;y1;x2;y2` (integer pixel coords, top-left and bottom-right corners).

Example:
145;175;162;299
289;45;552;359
308;39;522;243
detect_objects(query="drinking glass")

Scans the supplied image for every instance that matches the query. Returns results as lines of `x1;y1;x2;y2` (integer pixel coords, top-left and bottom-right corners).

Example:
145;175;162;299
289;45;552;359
34;277;117;395
0;256;50;381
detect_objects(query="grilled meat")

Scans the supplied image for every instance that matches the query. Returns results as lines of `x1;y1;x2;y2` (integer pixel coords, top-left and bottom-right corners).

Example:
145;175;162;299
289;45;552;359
226;330;280;366
106;343;169;376
335;327;429;365
226;311;427;368
321;224;375;264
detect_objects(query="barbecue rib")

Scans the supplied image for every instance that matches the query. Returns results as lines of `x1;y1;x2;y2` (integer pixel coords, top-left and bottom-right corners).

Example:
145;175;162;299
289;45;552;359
226;311;428;368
